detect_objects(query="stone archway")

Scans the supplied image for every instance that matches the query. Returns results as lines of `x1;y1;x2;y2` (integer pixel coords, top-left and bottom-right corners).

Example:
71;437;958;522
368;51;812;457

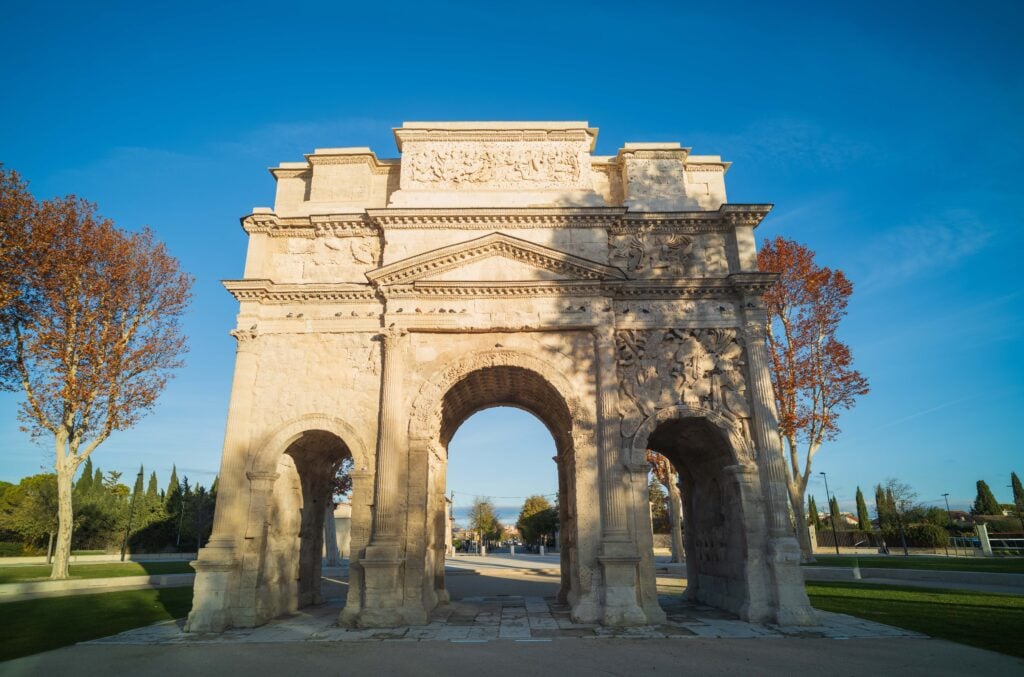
634;406;772;621
403;348;602;623
187;416;371;631
188;120;817;633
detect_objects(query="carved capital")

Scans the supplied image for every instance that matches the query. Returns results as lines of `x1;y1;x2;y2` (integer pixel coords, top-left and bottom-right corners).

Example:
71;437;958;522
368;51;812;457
740;319;767;342
379;325;408;350
230;327;259;349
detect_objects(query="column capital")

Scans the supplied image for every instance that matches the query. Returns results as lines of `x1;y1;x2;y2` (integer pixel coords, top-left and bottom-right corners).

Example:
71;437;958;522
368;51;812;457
230;327;261;352
379;324;408;350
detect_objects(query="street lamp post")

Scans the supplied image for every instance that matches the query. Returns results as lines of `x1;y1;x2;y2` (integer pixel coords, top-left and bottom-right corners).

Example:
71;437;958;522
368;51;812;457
820;472;841;556
120;469;145;562
942;493;954;556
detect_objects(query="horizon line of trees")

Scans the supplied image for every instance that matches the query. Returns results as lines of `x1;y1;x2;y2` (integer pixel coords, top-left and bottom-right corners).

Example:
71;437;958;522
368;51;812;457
0;460;216;558
804;472;1024;550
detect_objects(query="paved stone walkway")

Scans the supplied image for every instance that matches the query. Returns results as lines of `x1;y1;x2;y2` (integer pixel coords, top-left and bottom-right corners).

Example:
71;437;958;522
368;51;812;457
88;593;920;645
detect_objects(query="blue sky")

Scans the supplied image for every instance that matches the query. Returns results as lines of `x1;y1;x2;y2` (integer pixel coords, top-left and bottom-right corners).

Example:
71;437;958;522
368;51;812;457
1;1;1021;515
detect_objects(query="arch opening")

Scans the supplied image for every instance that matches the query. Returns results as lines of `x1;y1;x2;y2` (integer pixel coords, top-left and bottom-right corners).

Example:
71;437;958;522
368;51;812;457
260;429;353;620
645;416;753;617
428;365;579;606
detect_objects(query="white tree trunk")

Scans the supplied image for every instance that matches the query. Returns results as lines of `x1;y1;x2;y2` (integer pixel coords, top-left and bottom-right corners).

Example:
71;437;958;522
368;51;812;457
323;504;341;566
789;484;816;563
668;477;684;564
51;456;75;579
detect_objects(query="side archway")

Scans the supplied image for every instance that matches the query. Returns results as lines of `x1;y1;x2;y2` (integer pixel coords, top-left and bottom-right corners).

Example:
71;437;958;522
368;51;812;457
241;414;371;624
634;405;771;621
249;413;371;476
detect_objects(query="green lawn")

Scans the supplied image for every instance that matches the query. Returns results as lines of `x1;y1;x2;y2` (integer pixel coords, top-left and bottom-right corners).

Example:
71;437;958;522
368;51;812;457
0;586;193;662
806;555;1024;574
0;561;194;584
806;581;1024;658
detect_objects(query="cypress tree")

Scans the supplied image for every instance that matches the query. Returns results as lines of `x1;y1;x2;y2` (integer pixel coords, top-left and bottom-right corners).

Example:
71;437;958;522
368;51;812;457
166;465;180;511
972;480;1001;515
92;467;104;495
166;465;179;495
76;458;94;494
132;466;145;496
146;472;159;499
1011;472;1024;514
807;495;822;528
874;485;888;529
829;496;841;528
855;486;871;531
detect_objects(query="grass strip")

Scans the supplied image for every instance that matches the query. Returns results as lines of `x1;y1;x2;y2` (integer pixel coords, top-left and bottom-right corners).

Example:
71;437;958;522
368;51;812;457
0;586;193;662
806;581;1024;658
805;555;1024;574
0;561;194;584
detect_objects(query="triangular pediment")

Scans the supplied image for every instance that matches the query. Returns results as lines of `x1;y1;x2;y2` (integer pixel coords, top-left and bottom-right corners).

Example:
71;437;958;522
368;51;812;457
366;232;626;287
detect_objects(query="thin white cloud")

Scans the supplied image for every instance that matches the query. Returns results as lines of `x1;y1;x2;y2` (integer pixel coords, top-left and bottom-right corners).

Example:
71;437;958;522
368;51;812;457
692;117;879;171
858;209;992;293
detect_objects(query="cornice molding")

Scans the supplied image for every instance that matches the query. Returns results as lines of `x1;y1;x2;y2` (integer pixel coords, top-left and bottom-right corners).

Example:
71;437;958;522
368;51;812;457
366;207;625;230
223;279;377;304
240;204;771;237
727;272;779;295
366;232;627;286
240;212;378;238
389;280;610;299
220;275;773;304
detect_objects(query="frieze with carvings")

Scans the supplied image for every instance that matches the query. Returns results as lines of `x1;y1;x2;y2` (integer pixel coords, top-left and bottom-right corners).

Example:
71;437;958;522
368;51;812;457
615;328;752;443
610;230;728;278
403;142;589;190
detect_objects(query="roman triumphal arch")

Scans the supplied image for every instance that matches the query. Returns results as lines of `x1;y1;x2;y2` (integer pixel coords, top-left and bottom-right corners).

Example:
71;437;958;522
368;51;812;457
185;122;815;632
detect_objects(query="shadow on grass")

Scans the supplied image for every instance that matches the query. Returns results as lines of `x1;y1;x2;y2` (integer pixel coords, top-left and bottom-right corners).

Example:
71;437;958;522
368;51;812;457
0;561;194;584
0;586;194;662
806;582;1024;659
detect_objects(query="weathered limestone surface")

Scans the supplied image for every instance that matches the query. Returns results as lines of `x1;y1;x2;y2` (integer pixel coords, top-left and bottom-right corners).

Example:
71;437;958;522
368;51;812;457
185;121;814;633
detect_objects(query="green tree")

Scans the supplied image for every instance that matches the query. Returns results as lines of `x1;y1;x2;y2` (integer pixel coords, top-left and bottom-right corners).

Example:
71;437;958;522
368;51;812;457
146;471;158;499
807;495;821;528
1010;472;1024;525
855;486;871;531
467;497;502;543
829;495;841;528
972;480;1001;516
516;495;557;546
881;478;917;556
75;458;94;495
649;478;670;534
0;474;59;560
875;484;895;531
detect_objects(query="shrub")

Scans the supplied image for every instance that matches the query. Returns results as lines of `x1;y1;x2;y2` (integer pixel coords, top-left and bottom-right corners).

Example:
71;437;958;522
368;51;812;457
882;524;948;548
0;542;25;557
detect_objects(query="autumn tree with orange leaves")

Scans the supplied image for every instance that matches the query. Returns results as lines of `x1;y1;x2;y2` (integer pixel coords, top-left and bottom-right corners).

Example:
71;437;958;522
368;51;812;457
0;167;192;579
758;237;869;561
646;450;684;563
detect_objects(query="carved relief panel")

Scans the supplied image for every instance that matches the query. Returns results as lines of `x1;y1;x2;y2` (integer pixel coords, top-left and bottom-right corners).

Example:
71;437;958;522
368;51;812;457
615;328;752;443
610;229;729;278
401;142;591;190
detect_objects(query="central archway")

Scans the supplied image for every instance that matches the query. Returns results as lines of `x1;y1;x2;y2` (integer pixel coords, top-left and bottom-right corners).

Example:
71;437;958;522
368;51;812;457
409;348;600;621
439;366;577;602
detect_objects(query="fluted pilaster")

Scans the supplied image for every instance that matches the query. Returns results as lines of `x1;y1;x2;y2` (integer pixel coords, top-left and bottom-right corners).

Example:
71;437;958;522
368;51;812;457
740;308;790;535
371;326;406;542
593;322;627;538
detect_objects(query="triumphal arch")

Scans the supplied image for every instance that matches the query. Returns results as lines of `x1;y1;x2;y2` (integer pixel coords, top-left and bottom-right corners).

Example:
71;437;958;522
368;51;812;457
185;122;815;632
